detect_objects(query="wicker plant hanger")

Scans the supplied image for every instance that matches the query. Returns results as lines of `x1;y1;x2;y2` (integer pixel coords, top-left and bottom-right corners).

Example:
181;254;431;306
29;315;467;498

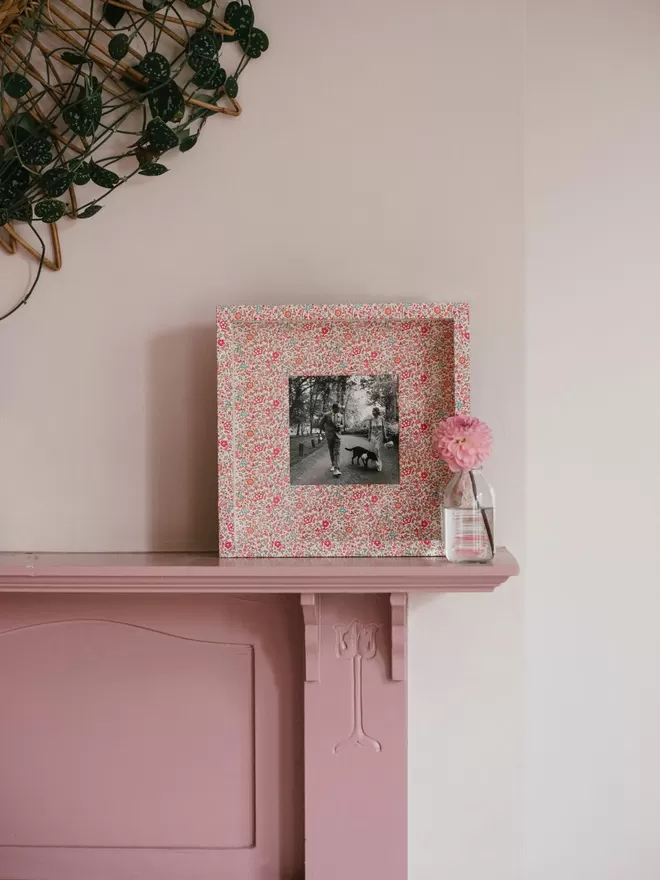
0;0;29;34
0;0;268;320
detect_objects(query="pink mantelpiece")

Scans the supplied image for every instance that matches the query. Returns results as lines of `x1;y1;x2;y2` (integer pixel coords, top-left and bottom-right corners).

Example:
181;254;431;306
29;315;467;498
0;550;518;880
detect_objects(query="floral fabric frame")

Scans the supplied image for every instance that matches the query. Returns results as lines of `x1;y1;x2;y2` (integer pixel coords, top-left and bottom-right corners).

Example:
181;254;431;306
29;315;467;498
217;303;470;557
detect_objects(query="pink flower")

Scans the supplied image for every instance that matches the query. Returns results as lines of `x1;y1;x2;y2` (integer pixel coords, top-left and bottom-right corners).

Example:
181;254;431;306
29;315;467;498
432;415;492;472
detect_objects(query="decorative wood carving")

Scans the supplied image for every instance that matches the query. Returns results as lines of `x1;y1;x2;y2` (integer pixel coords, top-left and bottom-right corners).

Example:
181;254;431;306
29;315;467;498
390;593;407;681
333;620;382;753
300;593;319;682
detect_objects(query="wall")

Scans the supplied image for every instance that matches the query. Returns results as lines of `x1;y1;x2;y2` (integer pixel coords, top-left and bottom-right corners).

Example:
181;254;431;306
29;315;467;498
526;1;660;878
0;1;524;877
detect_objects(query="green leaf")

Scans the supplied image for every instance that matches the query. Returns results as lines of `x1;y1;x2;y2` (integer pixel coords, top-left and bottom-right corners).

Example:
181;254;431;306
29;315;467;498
136;145;160;166
120;71;149;94
185;0;206;7
89;162;120;189
0;162;30;207
225;75;238;99
77;204;103;218
68;159;92;185
137;51;171;82
0;208;8;226
2;73;32;98
223;1;254;41
63;88;102;137
61;51;90;66
108;33;131;61
187;31;219;66
35;198;66;223
40;167;73;198
103;1;125;26
9;200;32;222
192;59;225;89
240;27;269;58
148;80;185;123
138;162;169;176
179;133;198;152
143;0;166;9
17;137;52;166
146;117;179;151
5;111;48;139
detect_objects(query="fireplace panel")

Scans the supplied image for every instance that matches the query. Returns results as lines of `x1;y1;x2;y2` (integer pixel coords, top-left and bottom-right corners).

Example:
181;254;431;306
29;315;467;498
0;593;304;879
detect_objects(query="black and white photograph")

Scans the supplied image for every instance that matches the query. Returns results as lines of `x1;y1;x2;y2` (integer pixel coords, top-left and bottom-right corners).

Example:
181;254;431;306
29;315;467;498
289;374;400;485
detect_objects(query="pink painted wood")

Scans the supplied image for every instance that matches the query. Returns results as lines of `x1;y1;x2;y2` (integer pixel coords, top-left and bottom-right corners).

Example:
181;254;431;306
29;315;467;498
0;548;518;592
0;550;518;880
0;594;303;880
304;594;407;880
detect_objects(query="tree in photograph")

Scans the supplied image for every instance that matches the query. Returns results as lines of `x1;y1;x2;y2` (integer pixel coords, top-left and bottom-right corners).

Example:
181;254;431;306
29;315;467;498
343;376;362;430
289;377;309;435
366;375;399;421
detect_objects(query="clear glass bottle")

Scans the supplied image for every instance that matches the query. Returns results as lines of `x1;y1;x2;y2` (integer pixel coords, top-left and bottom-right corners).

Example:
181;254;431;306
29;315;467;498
442;468;495;563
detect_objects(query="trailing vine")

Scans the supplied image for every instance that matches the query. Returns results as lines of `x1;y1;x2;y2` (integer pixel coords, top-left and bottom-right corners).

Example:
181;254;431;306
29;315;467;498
0;0;268;320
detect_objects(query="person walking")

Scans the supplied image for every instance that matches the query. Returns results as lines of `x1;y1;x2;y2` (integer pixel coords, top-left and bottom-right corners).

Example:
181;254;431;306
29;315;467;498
319;403;344;477
367;406;388;472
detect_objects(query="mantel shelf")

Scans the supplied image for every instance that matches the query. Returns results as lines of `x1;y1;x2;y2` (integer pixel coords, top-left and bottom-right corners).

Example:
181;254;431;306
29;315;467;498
0;547;519;877
0;548;518;593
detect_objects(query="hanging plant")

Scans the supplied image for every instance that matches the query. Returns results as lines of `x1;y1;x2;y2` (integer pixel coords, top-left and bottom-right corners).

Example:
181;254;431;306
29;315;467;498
0;0;268;321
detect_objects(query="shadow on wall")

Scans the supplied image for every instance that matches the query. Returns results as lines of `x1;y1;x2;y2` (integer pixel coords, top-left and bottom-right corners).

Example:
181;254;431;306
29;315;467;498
148;325;218;551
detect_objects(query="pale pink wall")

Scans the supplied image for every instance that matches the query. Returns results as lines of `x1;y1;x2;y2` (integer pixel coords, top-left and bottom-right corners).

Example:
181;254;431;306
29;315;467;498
0;0;524;877
526;1;660;878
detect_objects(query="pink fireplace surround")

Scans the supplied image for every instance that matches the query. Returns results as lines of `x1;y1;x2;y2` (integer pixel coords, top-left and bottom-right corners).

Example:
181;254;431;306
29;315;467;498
0;550;518;880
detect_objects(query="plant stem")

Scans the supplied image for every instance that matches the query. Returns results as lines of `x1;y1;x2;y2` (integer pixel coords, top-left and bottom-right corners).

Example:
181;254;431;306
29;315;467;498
0;223;46;322
468;469;494;557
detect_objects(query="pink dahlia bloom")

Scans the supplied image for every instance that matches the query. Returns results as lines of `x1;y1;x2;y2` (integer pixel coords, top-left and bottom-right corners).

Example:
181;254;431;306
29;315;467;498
432;415;492;472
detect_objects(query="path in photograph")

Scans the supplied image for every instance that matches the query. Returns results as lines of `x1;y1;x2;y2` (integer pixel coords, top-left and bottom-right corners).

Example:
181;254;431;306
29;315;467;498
290;433;400;486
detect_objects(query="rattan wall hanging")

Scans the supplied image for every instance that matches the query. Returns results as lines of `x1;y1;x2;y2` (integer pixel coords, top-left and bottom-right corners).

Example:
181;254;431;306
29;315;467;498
0;0;268;320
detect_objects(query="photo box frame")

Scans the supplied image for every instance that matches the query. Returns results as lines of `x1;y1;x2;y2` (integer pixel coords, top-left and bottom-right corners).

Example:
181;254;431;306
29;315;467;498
217;303;470;557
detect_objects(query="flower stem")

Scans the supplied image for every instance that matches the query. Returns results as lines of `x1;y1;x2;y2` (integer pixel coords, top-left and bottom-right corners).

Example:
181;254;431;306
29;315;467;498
468;470;494;557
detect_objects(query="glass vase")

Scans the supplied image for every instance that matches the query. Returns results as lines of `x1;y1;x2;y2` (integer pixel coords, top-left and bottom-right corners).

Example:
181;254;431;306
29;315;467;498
442;468;495;563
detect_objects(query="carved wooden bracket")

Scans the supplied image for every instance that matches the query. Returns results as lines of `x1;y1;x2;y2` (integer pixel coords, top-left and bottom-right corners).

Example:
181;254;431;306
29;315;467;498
301;593;319;682
390;593;407;681
301;592;408;682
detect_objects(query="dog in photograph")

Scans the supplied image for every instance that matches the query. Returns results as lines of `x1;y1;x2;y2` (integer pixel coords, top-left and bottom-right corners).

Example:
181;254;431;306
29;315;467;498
345;446;379;469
